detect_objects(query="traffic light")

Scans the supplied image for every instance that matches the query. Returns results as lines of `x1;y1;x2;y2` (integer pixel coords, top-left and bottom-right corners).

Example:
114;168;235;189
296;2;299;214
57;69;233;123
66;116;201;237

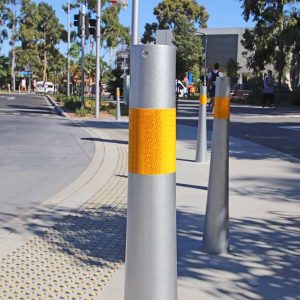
74;12;84;36
89;19;97;36
85;16;97;38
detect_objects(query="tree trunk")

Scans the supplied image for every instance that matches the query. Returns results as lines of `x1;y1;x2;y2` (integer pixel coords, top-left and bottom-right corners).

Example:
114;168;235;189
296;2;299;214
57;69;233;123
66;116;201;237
43;50;47;82
10;1;16;91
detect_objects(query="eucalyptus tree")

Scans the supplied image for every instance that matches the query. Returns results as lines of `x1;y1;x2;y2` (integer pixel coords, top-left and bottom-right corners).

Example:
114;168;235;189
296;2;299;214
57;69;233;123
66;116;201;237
240;0;300;94
0;0;22;90
19;1;65;81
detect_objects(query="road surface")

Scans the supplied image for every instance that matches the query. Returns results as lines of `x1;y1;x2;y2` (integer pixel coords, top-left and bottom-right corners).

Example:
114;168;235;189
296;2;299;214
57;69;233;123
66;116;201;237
0;93;94;227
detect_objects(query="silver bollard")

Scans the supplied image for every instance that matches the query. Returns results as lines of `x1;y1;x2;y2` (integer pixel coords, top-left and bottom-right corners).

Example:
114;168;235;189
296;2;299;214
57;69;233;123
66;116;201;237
202;77;231;254
125;44;177;300
116;87;121;121
195;85;208;163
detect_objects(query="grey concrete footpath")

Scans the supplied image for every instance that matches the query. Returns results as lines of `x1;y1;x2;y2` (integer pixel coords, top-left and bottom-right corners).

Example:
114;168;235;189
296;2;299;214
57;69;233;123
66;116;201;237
0;110;299;299
97;124;300;300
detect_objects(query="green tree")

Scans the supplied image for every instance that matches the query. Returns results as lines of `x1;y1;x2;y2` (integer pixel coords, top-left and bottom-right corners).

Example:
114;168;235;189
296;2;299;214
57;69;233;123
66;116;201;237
240;0;300;96
141;0;208;77
19;1;65;81
0;0;21;89
64;0;130;48
225;58;241;84
0;55;10;87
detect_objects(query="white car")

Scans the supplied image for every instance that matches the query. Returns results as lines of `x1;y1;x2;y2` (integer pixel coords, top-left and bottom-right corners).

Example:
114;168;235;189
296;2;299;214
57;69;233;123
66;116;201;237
36;81;54;94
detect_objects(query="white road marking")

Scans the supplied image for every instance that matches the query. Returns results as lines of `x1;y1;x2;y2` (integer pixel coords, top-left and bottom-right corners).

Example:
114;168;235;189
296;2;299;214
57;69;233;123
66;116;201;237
279;126;300;132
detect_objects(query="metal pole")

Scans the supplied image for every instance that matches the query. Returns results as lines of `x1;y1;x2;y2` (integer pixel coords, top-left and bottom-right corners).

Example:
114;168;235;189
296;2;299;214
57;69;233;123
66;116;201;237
67;0;71;97
195;86;208;163
131;0;139;45
95;0;101;118
116;87;121;120
202;77;231;254
125;45;177;300
81;5;86;109
204;33;208;86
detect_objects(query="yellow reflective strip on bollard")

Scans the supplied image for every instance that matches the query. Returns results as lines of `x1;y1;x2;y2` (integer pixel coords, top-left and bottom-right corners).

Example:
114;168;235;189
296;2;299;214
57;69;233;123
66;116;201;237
214;97;230;119
200;94;207;105
116;89;120;97
129;108;176;175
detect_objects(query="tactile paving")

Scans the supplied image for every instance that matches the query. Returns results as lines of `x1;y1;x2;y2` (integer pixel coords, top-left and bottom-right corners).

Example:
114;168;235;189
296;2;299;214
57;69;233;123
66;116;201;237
0;127;129;300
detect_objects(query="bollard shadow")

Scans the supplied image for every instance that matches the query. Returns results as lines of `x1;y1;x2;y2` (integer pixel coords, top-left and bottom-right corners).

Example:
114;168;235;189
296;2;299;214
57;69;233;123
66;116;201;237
176;183;207;191
177;209;300;300
81;137;128;145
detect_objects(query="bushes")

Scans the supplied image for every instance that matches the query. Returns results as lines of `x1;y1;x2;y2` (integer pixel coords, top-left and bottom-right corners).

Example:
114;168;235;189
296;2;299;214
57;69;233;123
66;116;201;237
75;107;89;117
289;86;300;106
64;96;82;110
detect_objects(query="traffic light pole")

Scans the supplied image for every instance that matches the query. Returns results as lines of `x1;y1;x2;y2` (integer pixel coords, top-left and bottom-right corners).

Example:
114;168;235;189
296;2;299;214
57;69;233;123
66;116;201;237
67;0;71;97
80;6;86;109
95;0;101;118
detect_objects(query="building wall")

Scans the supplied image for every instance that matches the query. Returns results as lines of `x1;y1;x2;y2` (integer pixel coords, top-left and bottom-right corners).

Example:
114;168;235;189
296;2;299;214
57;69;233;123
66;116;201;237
198;28;251;80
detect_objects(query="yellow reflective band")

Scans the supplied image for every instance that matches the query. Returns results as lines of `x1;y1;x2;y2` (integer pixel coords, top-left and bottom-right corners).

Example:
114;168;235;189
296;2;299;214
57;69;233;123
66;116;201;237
199;94;207;105
129;108;176;175
116;89;120;97
214;97;230;119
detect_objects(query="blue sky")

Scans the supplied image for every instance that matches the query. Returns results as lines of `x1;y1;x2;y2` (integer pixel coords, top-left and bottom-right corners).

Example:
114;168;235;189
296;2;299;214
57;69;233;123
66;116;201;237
1;0;254;57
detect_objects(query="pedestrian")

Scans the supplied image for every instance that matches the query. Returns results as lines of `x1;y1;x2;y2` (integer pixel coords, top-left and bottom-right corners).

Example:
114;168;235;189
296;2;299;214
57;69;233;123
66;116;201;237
32;78;37;93
7;81;11;93
207;63;224;107
263;70;275;108
21;78;27;93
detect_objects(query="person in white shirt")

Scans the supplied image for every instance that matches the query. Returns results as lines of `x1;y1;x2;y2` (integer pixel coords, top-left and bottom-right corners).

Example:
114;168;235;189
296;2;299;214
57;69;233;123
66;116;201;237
20;78;27;93
207;63;224;107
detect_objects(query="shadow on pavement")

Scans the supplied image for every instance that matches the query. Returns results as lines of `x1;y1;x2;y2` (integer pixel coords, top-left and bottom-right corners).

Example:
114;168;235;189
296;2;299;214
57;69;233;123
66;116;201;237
177;209;300;300
2;204;127;266
81;137;128;145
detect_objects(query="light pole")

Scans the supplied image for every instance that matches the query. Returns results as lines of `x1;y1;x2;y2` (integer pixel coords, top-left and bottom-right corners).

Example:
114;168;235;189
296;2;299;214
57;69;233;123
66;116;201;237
95;0;128;118
80;4;86;109
67;0;71;97
95;0;101;118
131;0;139;45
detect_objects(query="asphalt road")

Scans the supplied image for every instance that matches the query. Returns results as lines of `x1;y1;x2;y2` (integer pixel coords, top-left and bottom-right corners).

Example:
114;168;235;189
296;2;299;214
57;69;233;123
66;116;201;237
177;100;300;159
0;93;94;227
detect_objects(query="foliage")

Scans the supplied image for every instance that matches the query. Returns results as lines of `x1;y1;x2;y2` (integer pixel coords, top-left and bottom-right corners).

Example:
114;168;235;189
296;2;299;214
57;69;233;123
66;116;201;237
19;1;65;81
141;0;208;77
240;0;300;95
65;0;130;48
76;107;89;117
225;58;241;84
289;86;300;106
0;55;10;87
64;96;82;110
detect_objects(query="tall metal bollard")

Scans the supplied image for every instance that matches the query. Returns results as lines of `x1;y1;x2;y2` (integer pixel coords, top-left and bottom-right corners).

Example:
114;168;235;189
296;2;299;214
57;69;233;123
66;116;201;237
202;77;231;254
116;87;121;121
125;44;177;300
195;85;208;163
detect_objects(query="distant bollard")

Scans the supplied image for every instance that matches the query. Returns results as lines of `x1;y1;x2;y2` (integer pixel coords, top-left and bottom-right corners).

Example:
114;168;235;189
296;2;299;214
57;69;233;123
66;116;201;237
116;87;121;121
125;44;177;300
195;85;208;163
202;77;231;254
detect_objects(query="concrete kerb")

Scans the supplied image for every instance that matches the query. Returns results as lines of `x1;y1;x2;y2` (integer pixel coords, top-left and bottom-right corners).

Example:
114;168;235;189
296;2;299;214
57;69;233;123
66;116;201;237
0;97;120;259
46;94;69;118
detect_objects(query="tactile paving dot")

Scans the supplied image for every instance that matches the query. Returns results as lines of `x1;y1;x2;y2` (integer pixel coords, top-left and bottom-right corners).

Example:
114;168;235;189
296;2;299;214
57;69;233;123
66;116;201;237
0;130;128;299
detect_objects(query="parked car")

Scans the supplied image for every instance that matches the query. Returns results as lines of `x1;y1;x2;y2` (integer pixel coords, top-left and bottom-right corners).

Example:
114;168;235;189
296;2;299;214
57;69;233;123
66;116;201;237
36;81;55;94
